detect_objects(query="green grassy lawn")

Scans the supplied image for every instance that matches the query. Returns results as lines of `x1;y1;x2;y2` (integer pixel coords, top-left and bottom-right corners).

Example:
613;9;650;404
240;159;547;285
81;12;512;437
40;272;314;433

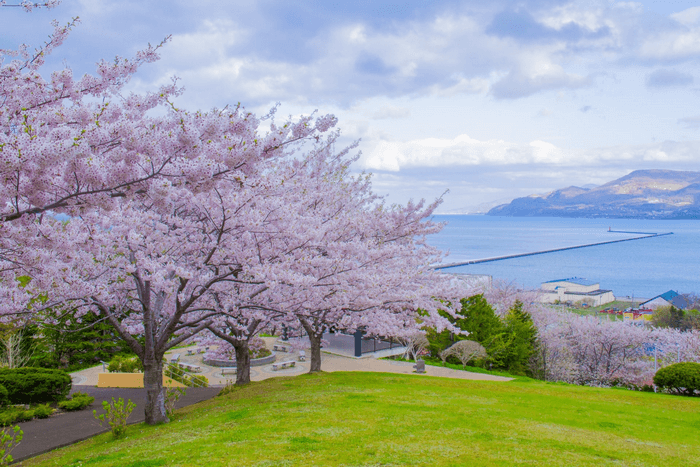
21;372;700;466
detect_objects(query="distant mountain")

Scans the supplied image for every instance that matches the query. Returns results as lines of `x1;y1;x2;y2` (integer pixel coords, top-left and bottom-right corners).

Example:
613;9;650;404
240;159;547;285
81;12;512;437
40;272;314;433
440;197;514;215
487;170;700;219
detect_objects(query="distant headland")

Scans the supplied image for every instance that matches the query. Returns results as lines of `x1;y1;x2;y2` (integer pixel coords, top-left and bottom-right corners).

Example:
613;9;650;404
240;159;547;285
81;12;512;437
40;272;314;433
487;169;700;219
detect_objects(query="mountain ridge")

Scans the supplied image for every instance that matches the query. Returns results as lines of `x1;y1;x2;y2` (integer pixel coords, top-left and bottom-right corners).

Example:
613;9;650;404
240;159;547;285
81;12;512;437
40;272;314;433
487;169;700;219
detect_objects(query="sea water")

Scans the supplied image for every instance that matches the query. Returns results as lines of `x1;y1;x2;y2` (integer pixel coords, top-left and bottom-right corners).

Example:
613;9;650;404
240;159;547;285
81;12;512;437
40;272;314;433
429;215;700;299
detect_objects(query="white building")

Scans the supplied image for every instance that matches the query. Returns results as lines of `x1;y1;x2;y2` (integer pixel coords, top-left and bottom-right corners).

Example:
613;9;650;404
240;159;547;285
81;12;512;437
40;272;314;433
539;277;615;307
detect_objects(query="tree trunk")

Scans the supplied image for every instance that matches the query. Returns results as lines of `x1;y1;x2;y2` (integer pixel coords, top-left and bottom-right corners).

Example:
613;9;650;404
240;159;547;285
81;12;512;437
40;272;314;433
233;341;251;386
143;357;168;424
308;332;322;373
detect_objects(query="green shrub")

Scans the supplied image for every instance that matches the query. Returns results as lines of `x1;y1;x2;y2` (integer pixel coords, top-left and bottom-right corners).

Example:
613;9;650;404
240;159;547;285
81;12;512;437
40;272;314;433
14;410;33;423
93;397;136;439
58;392;95;411
0;368;71;404
165;387;186;418
33;404;54;419
164;365;186;384
0;386;7;409
187;375;209;387
654;362;700;396
107;355;143;373
0;425;23;466
0;409;22;427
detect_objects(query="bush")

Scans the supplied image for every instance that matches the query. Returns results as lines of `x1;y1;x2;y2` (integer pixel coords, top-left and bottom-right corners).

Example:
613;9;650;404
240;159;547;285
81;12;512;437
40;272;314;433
187;375;209;387
0;386;7;409
58;392;95;411
654;362;700;396
93;397;136;439
107;355;143;373
0;368;71;404
0;410;21;427
165;387;186;417
164;365;186;384
14;410;33;423
32;404;53;419
0;425;23;466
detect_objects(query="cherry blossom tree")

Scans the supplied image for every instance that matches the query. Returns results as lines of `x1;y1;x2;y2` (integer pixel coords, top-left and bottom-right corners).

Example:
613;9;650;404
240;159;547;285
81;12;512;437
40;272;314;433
16;105;339;424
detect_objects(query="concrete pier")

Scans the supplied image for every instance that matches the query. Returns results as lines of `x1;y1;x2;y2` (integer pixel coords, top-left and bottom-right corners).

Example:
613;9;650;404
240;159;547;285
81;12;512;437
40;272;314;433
434;231;673;270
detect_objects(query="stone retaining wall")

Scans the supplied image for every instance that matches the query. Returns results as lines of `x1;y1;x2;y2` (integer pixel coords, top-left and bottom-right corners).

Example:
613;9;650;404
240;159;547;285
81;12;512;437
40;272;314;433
204;352;276;368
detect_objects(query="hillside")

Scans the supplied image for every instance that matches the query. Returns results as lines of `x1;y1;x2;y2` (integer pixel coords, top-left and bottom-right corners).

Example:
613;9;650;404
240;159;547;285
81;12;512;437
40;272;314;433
487;169;700;219
22;372;700;466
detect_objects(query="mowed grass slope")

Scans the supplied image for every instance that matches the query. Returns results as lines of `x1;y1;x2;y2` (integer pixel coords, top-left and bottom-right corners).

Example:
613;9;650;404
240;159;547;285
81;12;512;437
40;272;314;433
21;372;700;467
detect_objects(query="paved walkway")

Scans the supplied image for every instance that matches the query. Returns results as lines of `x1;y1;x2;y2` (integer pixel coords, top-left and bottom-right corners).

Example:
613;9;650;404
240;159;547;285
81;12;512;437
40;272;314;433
70;339;511;387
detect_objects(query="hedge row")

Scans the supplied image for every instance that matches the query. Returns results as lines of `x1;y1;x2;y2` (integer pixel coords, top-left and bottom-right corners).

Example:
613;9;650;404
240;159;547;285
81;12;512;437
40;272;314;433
0;367;72;404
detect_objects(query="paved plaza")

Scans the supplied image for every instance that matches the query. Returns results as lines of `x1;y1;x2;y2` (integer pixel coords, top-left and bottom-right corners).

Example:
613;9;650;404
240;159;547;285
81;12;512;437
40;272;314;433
70;337;512;387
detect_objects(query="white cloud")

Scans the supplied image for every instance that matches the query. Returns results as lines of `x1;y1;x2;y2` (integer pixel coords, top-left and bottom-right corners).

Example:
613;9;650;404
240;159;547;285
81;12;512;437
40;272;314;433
670;7;700;26
361;135;700;172
370;105;411;120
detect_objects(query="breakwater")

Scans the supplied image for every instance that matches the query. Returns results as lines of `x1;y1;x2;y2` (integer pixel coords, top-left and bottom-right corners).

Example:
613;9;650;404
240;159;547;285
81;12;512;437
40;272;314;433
434;231;673;270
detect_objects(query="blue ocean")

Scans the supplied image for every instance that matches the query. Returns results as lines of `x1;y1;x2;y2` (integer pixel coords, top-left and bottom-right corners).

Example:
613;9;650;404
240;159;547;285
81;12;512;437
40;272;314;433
429;215;700;299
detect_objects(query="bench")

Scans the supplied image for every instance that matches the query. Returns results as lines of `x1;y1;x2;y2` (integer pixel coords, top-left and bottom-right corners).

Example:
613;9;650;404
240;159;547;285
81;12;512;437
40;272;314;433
186;349;195;356
179;363;202;373
170;353;181;363
298;350;306;362
273;344;288;352
272;361;296;371
220;367;237;376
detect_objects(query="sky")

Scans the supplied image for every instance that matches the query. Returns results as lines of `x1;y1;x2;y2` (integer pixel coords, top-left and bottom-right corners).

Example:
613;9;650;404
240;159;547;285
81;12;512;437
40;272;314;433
3;0;700;213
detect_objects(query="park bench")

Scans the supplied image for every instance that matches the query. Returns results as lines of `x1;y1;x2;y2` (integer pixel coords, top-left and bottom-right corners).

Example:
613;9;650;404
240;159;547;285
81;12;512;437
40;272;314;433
170;354;181;363
220;367;236;376
272;361;295;371
298;350;306;362
273;344;288;352
179;362;201;373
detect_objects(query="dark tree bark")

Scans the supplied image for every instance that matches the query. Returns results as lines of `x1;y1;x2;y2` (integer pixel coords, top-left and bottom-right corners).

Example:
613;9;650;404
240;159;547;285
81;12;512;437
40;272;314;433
233;340;251;385
207;318;260;386
143;355;167;424
299;318;324;373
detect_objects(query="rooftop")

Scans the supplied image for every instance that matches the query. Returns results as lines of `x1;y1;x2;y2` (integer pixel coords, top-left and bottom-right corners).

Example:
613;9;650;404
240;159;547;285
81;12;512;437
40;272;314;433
543;277;598;287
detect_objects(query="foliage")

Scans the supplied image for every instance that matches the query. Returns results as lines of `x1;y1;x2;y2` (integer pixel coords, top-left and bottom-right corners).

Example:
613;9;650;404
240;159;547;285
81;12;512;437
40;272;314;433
93;397;137;439
217;380;237;397
163;365;207;387
653;362;700;396
32;404;54;419
2;1;461;423
529;304;700;387
0;386;7;409
188;375;209;388
30;311;123;371
19;372;700;466
0;368;71;404
107;355;143;373
0;425;22;466
652;306;700;331
165;387;186;418
498;300;537;375
427;295;536;375
58;392;95;411
440;340;487;369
